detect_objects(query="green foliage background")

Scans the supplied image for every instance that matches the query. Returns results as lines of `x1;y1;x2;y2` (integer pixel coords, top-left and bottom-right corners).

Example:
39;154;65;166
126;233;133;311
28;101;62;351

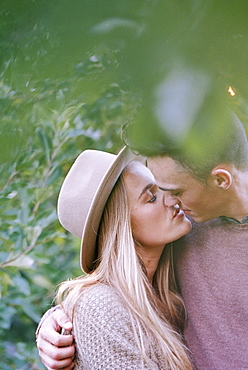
0;1;138;368
1;0;248;368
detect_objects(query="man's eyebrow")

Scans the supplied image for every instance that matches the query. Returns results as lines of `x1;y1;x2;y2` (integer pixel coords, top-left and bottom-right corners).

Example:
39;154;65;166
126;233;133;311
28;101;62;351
139;183;154;199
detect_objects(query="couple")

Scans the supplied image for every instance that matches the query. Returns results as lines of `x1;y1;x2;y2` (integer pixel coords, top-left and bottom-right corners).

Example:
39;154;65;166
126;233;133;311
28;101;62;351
36;112;248;369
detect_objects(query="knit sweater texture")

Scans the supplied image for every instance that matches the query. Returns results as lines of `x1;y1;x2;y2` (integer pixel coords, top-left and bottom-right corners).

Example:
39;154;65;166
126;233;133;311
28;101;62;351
37;218;248;369
173;217;248;370
70;283;169;369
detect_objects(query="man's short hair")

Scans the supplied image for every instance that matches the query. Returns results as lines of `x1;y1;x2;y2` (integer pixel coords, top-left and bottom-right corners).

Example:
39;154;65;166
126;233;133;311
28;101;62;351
125;110;248;182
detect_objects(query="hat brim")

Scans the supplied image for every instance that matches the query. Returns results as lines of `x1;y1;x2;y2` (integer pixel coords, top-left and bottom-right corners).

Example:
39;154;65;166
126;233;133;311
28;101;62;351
80;146;138;273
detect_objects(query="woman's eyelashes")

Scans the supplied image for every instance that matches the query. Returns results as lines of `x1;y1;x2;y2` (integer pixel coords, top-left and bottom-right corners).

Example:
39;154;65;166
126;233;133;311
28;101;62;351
148;194;157;203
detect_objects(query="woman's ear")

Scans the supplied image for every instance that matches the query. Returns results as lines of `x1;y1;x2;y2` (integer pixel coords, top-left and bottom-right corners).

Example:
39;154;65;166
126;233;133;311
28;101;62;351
211;167;232;189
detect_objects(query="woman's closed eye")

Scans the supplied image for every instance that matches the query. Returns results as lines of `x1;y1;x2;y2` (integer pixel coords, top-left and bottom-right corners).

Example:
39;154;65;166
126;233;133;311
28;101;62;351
148;194;157;203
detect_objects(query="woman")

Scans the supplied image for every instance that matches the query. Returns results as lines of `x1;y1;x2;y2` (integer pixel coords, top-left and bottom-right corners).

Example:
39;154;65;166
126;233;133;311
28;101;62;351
42;146;192;369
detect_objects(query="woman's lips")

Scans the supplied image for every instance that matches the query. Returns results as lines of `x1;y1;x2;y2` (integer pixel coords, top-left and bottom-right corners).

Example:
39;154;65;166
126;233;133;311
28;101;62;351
173;205;185;218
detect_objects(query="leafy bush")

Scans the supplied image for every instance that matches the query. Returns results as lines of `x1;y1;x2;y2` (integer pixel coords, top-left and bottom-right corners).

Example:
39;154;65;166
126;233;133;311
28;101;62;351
0;2;141;366
0;46;136;368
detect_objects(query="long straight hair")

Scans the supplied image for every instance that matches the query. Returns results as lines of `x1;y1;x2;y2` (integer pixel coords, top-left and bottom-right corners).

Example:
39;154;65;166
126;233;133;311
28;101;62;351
57;170;192;369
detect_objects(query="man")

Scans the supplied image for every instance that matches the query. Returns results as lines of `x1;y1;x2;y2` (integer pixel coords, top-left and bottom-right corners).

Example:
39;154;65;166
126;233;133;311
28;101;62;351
36;111;248;369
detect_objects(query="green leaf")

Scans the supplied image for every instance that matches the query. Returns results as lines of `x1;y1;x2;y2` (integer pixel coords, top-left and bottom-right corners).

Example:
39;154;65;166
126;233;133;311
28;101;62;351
7;255;34;269
36;127;51;161
12;275;31;296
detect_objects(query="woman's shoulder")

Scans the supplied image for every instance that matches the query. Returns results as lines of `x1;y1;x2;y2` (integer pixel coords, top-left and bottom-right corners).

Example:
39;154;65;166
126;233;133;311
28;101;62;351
77;282;120;303
73;283;135;348
72;284;160;369
74;283;129;320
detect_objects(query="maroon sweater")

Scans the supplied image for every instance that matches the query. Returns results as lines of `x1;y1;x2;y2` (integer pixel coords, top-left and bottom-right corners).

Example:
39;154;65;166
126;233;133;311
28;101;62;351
173;218;248;370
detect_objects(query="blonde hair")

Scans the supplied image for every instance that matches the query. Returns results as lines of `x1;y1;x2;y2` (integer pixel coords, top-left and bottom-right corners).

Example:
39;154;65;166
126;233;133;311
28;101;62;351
57;170;192;369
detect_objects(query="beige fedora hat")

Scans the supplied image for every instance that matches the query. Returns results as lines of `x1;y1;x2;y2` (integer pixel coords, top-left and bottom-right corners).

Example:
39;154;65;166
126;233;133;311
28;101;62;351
57;146;142;273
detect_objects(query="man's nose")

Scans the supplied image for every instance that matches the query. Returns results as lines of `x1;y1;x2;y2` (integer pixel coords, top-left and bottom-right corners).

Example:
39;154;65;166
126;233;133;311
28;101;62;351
163;193;179;207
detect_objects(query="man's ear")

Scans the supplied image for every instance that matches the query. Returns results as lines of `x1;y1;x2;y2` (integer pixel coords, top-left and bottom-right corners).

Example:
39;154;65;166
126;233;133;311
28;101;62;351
211;167;232;189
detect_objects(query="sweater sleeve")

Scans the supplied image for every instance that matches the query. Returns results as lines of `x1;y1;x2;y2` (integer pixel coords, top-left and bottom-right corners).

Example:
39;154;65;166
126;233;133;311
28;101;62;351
35;305;60;339
72;284;160;370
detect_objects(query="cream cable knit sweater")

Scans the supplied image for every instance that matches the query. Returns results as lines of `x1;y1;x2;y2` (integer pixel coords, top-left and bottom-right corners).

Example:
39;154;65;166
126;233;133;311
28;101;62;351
70;283;169;369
